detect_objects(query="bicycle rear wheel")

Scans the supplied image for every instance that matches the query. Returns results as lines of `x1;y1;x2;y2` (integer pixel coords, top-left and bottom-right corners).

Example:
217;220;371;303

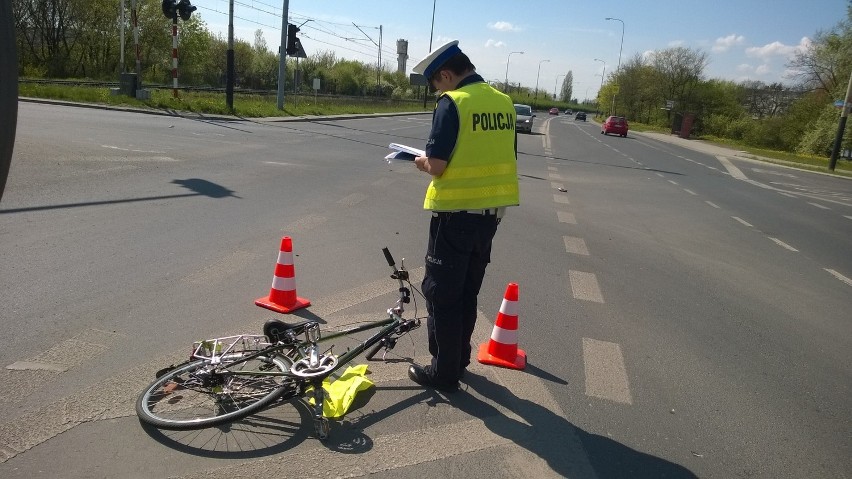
136;355;295;430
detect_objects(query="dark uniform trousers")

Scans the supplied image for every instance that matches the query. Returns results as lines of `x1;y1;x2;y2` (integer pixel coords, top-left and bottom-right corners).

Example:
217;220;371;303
421;210;500;387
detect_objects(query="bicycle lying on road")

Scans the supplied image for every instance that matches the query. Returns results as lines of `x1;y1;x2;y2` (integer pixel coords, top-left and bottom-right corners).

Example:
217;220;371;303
135;248;421;440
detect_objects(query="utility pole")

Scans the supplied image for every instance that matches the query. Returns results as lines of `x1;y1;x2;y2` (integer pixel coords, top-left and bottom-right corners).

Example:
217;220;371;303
226;0;234;110
829;69;852;171
276;0;290;110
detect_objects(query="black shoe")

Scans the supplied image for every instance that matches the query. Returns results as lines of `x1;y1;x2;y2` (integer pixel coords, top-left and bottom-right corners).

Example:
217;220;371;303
408;365;458;392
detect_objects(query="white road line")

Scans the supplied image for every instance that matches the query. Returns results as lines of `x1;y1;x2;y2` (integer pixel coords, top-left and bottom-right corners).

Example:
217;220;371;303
549;173;565;181
732;216;753;227
557;211;577;224
705;201;720;209
668;180;679;185
551;182;565;190
337;192;367;207
824;269;852;287
182;250;257;284
716;156;748;180
683;189;698;196
553;194;570;204
583;338;633;405
778;192;796;198
844;215;852;221
372;177;395;187
808;202;830;210
547;166;558;172
569;270;604;303
768;237;799;252
656;173;664;178
282;214;327;233
563;236;590;255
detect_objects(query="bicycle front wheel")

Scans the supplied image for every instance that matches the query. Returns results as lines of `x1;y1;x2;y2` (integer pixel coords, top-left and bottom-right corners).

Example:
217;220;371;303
136;355;295;430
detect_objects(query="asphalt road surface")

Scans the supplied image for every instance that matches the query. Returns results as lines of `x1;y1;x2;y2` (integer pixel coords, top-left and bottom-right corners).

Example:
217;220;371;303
1;103;850;478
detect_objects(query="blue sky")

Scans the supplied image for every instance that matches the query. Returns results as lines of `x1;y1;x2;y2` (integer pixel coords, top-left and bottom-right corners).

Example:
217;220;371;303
196;0;848;100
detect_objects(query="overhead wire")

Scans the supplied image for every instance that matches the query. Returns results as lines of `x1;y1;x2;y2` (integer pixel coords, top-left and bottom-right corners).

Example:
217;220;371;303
197;2;421;64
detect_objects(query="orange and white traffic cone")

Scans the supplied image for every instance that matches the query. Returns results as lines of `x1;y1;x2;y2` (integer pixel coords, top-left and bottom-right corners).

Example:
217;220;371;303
255;236;311;314
477;282;526;370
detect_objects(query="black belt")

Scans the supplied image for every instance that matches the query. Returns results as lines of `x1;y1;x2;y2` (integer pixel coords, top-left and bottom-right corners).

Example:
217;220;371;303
432;208;499;217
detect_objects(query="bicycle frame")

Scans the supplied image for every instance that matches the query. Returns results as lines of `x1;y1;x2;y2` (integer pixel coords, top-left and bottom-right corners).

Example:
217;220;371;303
166;247;417;440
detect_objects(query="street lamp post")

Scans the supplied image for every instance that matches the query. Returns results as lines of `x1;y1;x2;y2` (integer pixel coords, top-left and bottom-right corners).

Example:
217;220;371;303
504;51;523;93
534;59;550;100
554;73;566;101
605;17;624;115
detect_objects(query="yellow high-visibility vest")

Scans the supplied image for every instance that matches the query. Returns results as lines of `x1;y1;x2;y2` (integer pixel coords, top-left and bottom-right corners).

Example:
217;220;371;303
423;82;520;211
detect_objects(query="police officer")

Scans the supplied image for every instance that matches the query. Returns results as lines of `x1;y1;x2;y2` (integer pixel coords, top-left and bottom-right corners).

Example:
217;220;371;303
409;40;519;392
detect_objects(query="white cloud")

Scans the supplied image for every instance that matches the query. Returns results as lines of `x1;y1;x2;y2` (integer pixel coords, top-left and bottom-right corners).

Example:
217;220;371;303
485;39;506;48
712;34;745;53
668;40;685;47
488;21;519;32
755;64;771;75
736;63;753;73
746;37;810;59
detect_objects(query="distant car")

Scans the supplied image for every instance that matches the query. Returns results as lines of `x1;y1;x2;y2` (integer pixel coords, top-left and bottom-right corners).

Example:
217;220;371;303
564;109;573;115
574;111;587;121
601;115;629;137
548;107;559;115
514;104;535;133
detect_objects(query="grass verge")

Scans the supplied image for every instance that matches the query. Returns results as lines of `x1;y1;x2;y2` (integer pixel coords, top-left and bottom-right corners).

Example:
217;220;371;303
18;83;428;118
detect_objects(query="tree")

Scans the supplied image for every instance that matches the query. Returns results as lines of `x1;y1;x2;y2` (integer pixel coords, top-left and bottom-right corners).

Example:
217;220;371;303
559;70;573;102
248;29;278;89
613;53;657;122
649;46;708;115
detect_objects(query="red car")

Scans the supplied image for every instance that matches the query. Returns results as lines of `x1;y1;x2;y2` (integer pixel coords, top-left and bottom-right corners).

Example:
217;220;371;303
601;116;628;137
549;107;559;115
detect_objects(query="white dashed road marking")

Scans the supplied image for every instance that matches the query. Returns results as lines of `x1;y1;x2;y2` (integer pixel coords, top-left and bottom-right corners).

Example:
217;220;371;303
563;236;590;256
769;237;799;252
705;201;720;209
808;202;830;210
732;216;753;227
569;270;604;303
553;194;570;204
824;269;852;287
583;338;633;405
557;211;577;224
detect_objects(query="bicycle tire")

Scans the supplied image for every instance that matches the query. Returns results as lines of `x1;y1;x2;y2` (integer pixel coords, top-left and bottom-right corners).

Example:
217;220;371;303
136;355;294;430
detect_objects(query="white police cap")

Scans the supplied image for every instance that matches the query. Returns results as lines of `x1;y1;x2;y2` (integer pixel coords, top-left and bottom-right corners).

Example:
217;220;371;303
412;40;461;78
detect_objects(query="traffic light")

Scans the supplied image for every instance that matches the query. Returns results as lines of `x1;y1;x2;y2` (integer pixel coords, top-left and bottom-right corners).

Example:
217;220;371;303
286;24;299;56
161;0;177;18
177;0;196;21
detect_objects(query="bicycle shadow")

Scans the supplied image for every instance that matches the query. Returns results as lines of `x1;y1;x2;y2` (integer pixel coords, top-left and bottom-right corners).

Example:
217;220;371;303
452;371;698;478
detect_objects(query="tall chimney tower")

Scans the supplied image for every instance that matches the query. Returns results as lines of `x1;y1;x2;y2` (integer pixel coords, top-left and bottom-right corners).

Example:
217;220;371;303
396;39;409;73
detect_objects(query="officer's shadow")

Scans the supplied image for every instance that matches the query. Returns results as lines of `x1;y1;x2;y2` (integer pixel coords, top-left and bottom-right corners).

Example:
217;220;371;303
455;371;698;479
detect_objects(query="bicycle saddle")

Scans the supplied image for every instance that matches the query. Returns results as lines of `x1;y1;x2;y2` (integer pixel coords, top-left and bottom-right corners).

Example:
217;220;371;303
263;318;314;343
